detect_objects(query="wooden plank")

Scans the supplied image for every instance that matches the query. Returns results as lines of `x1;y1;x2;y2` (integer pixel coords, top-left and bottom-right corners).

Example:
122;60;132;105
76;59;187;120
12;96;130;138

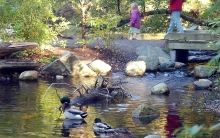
164;33;218;41
0;42;38;58
168;42;219;50
184;30;214;34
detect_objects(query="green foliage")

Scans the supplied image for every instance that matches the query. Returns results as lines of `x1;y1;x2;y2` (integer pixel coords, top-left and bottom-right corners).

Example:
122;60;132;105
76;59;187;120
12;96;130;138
38;56;58;64
142;14;169;33
201;0;220;17
9;49;37;59
0;0;69;45
8;48;58;64
88;14;122;47
207;50;220;66
201;1;220;86
8;51;24;59
174;123;220;138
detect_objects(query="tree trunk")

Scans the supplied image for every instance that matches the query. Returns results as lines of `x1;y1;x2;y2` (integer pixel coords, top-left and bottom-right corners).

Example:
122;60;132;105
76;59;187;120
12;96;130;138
117;0;121;15
81;0;87;49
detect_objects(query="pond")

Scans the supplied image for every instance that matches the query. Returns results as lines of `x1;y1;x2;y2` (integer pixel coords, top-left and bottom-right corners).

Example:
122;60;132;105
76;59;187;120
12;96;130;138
0;70;219;138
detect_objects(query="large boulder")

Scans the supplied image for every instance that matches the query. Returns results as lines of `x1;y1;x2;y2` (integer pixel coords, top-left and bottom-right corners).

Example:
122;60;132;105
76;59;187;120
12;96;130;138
151;83;169;94
59;52;80;73
71;60;97;77
137;56;158;71
40;52;97;77
88;60;111;75
136;45;170;59
158;57;175;71
132;104;160;118
132;104;160;126
125;61;146;76
194;65;217;78
19;70;38;80
40;59;71;76
136;45;172;71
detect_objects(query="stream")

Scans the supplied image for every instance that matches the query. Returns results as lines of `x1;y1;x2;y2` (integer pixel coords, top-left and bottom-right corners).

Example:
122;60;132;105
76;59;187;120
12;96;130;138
0;63;220;138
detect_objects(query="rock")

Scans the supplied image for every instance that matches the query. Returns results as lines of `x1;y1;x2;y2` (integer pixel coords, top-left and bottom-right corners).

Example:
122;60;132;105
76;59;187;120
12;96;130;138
132;104;160;118
59;52;80;73
144;135;162;138
132;104;159;126
137;56;158;71
125;61;146;76
136;45;170;59
40;52;97;77
193;79;212;89
71;61;97;77
175;62;186;69
40;59;71;76
194;65;217;78
88;60;111;76
158;57;175;71
158;57;169;64
151;83;169;94
19;70;38;80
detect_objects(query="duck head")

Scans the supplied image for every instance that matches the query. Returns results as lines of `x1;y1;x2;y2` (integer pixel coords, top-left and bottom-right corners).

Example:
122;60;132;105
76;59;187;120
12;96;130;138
60;96;70;104
94;118;102;123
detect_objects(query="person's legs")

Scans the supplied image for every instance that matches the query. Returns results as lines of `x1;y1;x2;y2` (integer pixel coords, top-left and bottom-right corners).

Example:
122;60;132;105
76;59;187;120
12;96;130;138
129;33;133;40
167;12;175;34
137;34;141;40
172;11;184;33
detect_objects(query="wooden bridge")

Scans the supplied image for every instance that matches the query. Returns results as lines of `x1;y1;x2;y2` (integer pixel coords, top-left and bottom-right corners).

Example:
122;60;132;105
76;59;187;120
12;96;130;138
164;30;219;62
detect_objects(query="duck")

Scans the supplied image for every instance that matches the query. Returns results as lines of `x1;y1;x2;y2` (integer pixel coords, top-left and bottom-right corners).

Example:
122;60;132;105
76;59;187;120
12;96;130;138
60;96;88;120
92;118;116;135
93;118;135;138
62;119;87;129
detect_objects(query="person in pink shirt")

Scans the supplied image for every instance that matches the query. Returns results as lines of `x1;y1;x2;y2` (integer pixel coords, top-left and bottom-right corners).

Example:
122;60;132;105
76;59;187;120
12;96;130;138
129;2;141;40
167;0;184;34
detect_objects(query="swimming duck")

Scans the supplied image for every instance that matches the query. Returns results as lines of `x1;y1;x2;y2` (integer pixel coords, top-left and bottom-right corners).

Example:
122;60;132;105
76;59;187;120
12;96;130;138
62;119;87;129
92;118;116;135
93;118;135;137
60;96;88;120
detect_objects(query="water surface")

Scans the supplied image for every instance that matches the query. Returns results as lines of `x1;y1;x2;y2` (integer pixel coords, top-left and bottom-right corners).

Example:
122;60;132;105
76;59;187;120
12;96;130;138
0;71;219;138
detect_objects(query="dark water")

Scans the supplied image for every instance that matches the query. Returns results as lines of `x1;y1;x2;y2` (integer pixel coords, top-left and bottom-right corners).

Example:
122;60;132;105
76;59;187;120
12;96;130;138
0;71;219;138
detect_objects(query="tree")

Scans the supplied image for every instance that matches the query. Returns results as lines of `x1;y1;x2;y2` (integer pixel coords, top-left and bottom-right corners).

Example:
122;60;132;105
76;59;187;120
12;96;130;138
80;0;87;48
0;0;69;45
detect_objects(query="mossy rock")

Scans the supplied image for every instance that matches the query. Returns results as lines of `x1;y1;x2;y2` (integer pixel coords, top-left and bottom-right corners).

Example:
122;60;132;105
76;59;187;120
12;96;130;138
132;104;160;118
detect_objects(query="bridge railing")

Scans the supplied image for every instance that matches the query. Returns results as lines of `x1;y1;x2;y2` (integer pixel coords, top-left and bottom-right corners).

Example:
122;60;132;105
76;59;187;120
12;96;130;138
164;30;219;50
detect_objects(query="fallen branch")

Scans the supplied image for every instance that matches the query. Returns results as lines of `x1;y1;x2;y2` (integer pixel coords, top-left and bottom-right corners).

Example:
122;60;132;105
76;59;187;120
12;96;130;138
117;9;211;28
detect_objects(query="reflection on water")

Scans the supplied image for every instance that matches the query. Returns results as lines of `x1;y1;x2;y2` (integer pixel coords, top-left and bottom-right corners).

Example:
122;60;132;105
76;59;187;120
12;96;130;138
0;72;219;138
